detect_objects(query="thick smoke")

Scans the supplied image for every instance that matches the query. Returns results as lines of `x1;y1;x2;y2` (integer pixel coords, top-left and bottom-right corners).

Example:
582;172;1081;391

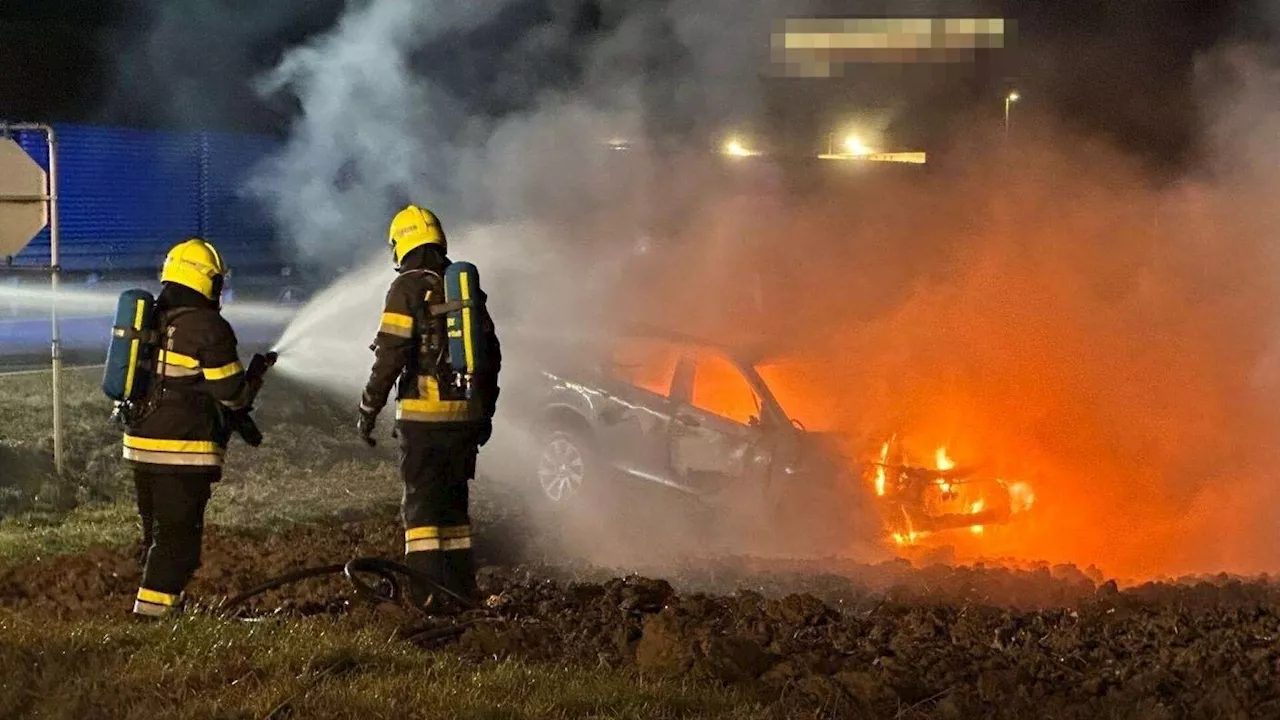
241;0;839;571
146;0;1280;577
667;58;1280;580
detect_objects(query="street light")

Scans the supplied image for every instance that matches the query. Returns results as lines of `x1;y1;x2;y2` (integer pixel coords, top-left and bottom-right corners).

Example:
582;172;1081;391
722;137;759;157
1004;90;1020;136
843;135;872;156
824;132;874;158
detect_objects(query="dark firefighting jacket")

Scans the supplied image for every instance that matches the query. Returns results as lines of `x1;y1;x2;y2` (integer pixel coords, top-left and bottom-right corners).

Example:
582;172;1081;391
361;247;501;425
122;283;259;476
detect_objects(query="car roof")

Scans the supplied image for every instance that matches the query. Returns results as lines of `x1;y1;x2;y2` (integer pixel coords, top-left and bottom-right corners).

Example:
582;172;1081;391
621;322;776;365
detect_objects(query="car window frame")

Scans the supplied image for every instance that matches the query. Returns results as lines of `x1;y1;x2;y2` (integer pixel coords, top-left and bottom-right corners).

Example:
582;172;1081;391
606;336;685;401
683;349;774;429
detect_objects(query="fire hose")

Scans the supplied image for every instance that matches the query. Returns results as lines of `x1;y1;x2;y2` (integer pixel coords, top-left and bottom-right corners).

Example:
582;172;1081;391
218;556;484;640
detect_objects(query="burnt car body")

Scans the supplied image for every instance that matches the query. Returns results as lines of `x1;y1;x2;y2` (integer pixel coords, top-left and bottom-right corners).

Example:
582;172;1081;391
523;329;852;516
510;327;1017;546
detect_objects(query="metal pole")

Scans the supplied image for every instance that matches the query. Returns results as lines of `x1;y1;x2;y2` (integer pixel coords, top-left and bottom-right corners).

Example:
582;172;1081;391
46;124;63;477
1004;97;1011;136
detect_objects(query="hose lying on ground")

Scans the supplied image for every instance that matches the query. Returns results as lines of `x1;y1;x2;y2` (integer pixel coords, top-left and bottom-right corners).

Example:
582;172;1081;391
218;556;482;619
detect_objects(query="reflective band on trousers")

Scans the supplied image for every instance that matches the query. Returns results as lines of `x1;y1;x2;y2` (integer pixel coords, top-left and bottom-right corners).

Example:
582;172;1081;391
133;587;181;617
405;525;472;553
123;435;224;467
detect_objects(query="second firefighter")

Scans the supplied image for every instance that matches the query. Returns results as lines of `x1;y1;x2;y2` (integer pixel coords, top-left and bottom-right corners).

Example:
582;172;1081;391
358;205;501;610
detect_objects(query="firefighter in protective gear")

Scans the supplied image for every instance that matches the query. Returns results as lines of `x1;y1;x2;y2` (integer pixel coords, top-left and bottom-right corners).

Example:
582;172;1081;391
359;205;501;610
125;239;273;618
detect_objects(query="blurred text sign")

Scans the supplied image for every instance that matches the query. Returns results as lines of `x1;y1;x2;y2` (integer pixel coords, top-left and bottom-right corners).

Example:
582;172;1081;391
0;137;49;257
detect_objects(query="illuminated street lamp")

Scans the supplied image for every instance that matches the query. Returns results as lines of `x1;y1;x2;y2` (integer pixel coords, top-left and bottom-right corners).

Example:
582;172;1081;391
823;132;874;158
843;135;872;156
722;137;759;157
1004;90;1020;136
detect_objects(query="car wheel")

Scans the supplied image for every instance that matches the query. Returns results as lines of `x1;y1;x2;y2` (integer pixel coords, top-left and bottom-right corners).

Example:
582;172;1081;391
536;429;592;504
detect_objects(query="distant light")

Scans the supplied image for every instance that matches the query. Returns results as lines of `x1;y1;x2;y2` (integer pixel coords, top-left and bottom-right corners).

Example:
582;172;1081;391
1007;90;1020;102
605;138;631;151
818;151;927;164
722;137;760;157
843;135;873;156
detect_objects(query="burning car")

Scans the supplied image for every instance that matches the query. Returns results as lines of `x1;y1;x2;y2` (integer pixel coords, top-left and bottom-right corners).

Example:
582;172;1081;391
864;438;1037;547
522;328;1035;549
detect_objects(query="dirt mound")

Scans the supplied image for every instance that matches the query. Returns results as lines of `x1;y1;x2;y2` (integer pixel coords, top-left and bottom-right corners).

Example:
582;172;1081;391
0;519;393;617
459;570;1280;718
0;515;526;618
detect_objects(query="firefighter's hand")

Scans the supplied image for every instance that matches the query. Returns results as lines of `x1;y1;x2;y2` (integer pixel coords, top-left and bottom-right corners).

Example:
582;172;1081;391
357;407;379;447
477;417;493;448
247;352;278;382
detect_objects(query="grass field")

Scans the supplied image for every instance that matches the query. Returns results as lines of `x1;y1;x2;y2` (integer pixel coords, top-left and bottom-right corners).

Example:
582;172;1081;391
0;610;773;720
0;366;406;563
0;369;783;719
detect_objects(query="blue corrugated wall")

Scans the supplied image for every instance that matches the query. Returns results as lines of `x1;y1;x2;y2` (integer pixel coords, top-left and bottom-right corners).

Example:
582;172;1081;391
5;124;282;274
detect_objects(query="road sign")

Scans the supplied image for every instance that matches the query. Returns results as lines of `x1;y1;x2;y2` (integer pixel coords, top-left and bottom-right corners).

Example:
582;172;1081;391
0;137;49;256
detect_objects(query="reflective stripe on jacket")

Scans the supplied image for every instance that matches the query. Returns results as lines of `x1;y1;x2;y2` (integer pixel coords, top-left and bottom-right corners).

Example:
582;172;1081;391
361;250;500;425
123;284;253;474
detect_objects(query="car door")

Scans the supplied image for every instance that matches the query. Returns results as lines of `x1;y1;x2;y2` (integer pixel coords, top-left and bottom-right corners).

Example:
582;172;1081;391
597;336;686;487
668;349;770;494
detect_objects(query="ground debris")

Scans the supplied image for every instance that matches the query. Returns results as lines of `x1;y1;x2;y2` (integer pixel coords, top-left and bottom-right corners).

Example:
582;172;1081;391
4;518;1280;718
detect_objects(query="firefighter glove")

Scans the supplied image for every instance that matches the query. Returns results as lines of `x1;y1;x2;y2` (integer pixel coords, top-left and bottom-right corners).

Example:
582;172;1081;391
477;417;493;448
357;406;379;447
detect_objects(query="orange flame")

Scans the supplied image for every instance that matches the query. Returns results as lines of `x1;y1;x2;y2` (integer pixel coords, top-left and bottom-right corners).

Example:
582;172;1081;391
934;447;954;494
1007;481;1036;514
873;441;889;496
969;498;985;534
935;447;955;471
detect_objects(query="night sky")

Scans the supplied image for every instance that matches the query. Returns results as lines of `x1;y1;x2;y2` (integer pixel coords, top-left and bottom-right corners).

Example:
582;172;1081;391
0;0;1261;170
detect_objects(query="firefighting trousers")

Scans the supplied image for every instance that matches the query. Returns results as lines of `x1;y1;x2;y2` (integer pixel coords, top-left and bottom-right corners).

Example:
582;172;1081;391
132;469;214;617
398;422;483;608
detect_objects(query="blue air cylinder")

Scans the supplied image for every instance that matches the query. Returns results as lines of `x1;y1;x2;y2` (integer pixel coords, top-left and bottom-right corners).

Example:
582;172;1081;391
443;262;487;376
102;289;157;403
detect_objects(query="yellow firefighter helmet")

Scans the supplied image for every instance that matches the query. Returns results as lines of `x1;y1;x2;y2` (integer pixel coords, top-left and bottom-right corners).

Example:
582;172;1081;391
388;205;446;268
161;238;226;301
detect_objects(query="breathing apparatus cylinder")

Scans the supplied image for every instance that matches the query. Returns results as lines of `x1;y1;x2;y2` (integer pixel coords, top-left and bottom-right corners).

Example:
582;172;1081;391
102;289;159;406
442;262;488;398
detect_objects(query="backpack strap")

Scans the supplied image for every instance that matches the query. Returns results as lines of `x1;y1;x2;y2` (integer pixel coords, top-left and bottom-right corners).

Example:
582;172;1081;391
427;299;474;317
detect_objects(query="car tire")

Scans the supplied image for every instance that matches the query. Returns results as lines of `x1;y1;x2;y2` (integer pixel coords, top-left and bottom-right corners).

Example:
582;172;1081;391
535;428;594;505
